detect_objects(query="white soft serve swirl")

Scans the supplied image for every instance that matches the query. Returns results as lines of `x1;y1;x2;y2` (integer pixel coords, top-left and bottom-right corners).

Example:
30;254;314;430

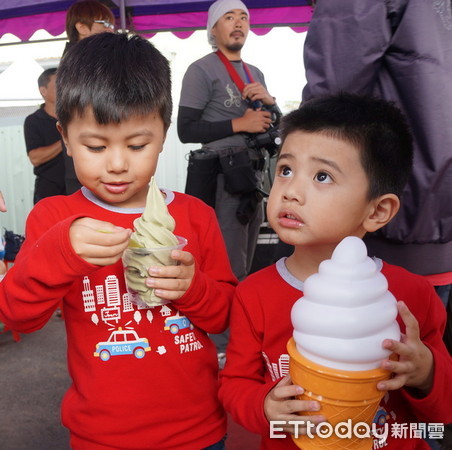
291;236;400;371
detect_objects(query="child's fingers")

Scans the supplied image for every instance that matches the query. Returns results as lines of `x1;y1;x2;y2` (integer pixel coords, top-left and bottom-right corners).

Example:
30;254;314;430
286;399;322;415
170;250;194;266
271;377;322;413
277;375;293;387
382;338;417;364
147;262;193;281
278;414;327;435
146;275;189;292
377;372;408;391
271;376;303;400
397;301;420;341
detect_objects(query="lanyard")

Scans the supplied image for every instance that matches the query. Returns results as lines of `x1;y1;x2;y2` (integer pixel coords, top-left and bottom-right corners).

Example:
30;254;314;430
215;49;254;94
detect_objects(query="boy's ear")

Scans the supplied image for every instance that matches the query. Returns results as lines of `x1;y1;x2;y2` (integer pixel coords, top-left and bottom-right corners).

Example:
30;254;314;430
363;194;400;233
56;122;71;156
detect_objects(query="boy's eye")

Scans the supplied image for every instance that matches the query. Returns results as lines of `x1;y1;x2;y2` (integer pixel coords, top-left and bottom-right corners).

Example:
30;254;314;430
87;145;105;152
315;172;333;183
278;165;292;178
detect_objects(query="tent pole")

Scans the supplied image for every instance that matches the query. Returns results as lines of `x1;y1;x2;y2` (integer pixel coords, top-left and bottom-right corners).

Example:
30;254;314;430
119;0;126;32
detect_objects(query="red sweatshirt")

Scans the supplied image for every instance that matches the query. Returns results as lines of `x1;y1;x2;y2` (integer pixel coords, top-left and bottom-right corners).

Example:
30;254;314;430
219;258;452;449
0;187;237;449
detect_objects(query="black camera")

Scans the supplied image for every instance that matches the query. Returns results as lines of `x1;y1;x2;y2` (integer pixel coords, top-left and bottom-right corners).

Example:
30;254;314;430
245;102;282;157
246;126;281;157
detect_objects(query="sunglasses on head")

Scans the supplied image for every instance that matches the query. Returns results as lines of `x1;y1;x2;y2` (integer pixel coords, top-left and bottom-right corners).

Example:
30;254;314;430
93;20;114;30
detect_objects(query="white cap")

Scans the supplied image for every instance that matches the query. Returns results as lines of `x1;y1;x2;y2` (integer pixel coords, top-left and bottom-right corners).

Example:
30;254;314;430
207;0;250;49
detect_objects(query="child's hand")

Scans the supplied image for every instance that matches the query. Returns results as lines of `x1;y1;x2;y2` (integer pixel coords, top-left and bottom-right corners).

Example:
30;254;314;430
377;301;434;396
145;249;195;301
70;218;132;266
264;375;326;435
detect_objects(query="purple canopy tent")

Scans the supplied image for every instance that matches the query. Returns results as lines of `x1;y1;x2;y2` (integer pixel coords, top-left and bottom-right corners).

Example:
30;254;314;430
0;0;313;42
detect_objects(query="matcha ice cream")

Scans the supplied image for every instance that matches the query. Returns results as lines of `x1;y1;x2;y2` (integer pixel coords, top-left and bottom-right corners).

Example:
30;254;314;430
123;177;185;306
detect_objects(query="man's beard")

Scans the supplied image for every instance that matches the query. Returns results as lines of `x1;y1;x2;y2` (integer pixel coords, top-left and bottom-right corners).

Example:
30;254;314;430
226;42;244;52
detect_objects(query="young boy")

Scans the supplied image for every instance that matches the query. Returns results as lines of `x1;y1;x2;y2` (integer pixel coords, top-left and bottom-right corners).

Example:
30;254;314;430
219;94;452;449
0;33;237;449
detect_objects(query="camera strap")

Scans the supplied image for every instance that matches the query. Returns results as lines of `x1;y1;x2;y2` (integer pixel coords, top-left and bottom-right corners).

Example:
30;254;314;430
215;49;255;93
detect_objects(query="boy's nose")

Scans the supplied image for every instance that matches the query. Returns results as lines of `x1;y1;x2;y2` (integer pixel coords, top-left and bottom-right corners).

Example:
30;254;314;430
283;180;305;204
107;149;128;173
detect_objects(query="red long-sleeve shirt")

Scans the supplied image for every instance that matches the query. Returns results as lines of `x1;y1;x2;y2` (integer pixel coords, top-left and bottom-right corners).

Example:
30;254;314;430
219;258;452;449
0;187;237;449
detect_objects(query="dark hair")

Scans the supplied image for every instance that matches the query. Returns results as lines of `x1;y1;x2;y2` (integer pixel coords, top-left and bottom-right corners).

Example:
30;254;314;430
38;68;57;88
280;93;413;199
56;33;172;132
66;0;115;43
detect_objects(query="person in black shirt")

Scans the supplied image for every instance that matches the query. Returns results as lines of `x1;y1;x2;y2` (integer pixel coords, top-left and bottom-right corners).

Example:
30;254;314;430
24;68;66;204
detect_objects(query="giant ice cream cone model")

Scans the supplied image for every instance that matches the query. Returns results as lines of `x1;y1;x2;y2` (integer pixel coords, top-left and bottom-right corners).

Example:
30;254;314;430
288;236;400;449
123;177;184;307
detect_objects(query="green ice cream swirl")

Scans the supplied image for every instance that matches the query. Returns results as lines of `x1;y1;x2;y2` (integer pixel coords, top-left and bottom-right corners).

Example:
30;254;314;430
130;177;179;248
124;177;180;306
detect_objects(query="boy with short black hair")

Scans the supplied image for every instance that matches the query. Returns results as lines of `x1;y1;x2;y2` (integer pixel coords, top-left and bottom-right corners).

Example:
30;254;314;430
219;93;452;449
0;32;236;449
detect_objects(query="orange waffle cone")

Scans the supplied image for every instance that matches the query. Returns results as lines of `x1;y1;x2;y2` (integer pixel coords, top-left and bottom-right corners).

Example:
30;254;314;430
287;338;390;450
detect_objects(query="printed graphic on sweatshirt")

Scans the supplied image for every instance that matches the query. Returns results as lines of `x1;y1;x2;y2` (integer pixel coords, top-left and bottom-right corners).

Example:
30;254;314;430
94;327;151;361
262;352;290;381
224;83;242;108
82;274;203;358
371;393;397;448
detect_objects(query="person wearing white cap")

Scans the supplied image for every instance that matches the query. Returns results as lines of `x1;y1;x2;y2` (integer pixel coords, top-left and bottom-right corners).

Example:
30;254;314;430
178;0;281;360
178;0;279;280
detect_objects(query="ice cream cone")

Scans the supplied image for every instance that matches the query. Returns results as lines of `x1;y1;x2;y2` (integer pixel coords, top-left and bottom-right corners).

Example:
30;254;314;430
287;338;390;449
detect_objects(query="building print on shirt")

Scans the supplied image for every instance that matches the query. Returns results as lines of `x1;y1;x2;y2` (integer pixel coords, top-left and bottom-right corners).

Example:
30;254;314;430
262;351;290;381
82;273;204;359
83;274;147;325
224;83;242;108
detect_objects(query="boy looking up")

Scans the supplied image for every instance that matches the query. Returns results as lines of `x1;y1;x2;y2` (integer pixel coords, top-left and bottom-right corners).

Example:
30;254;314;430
219;94;451;449
0;33;236;449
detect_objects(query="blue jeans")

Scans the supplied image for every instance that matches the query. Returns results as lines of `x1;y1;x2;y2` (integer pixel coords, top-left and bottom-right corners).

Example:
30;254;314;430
203;436;226;450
